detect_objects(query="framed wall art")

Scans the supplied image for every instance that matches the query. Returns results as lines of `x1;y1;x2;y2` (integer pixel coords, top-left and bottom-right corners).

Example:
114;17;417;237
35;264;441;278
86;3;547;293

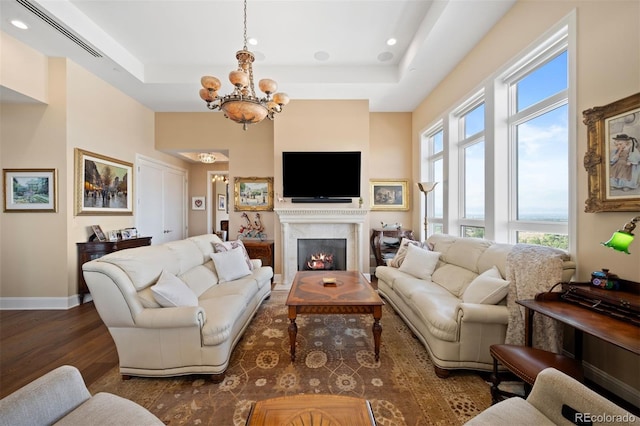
75;149;133;216
3;168;57;212
218;194;226;211
370;179;410;211
583;92;640;212
234;177;274;211
192;196;205;210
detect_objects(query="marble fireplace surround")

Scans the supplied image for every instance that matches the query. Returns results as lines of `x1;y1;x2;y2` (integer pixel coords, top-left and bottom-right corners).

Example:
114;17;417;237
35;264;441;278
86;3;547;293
275;207;369;286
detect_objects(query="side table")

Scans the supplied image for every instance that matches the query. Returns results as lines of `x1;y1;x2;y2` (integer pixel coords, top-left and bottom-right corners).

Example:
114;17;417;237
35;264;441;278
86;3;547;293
370;228;414;266
77;237;152;303
242;240;275;280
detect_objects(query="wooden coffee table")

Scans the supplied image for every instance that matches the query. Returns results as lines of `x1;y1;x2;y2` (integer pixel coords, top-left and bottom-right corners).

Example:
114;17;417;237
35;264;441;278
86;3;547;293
246;394;376;425
286;270;384;362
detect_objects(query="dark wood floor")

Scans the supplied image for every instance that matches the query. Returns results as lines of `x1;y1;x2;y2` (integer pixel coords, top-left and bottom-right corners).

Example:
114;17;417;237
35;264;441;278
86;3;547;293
0;302;118;398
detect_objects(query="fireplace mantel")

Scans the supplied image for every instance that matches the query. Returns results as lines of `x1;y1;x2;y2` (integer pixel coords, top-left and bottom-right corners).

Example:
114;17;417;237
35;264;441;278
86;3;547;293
275;207;369;286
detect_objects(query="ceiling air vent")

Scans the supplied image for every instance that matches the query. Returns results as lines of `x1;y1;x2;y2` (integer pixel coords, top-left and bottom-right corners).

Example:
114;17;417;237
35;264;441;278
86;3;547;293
16;0;103;58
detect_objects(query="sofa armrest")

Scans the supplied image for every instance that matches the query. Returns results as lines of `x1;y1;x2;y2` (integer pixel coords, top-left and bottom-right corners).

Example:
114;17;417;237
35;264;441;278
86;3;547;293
251;259;263;268
456;303;509;324
0;365;91;426
134;306;206;328
526;367;636;424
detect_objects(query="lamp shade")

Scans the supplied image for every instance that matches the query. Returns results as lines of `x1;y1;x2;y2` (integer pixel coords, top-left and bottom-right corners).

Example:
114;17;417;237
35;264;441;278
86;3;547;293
601;231;635;254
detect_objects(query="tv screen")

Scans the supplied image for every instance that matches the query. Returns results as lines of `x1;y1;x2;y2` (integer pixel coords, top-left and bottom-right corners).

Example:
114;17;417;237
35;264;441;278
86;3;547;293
282;151;361;200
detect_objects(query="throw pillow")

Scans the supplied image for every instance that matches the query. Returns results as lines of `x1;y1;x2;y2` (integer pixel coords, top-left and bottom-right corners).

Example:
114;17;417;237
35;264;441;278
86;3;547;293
210;246;252;283
388;238;430;268
151;270;198;307
462;267;510;304
213;240;254;271
398;243;440;280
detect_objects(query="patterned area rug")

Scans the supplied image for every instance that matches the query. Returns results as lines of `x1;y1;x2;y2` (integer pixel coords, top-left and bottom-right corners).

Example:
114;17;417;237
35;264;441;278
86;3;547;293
89;291;492;425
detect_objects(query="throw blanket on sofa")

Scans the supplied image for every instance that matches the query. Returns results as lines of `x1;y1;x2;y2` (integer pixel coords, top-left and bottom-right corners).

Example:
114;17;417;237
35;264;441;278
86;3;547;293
505;244;569;353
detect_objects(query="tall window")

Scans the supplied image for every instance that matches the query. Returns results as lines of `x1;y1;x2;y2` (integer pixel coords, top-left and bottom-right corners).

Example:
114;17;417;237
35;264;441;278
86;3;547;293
507;50;569;249
419;20;573;251
422;127;444;237
455;100;485;238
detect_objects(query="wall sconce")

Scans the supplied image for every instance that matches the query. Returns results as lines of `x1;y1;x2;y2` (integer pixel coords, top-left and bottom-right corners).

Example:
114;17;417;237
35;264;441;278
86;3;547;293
416;182;438;239
601;216;639;254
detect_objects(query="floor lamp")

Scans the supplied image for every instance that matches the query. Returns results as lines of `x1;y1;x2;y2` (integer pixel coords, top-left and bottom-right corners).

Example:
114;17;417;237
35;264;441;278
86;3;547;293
417;182;438;239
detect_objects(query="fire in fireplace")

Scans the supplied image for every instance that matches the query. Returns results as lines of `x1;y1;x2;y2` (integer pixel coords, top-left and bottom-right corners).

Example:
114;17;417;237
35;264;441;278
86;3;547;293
297;238;347;271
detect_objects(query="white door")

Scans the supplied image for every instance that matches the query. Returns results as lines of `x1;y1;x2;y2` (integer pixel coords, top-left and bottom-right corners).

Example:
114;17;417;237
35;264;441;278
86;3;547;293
137;157;187;245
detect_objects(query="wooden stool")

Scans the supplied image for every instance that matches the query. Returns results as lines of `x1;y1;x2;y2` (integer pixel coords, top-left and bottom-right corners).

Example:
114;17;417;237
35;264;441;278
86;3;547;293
489;344;584;404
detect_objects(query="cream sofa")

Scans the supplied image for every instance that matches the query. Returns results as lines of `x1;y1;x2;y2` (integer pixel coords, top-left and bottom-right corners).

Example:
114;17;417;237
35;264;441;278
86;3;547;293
0;365;163;426
465;367;638;425
82;234;272;381
375;234;575;378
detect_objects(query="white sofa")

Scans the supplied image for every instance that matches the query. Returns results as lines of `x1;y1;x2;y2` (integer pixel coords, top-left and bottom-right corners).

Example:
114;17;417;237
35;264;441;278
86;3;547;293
0;365;163;426
375;234;575;378
82;234;272;381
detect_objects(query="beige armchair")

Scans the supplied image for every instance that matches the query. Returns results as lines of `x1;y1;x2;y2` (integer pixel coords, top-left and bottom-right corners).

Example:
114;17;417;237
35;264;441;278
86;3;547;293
465;367;638;425
0;365;163;426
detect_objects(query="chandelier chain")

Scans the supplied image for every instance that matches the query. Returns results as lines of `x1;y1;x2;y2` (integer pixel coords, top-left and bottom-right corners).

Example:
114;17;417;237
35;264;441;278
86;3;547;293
243;0;248;51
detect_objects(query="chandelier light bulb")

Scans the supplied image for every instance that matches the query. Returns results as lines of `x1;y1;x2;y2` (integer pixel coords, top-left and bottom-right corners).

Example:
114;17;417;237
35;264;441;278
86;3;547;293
273;92;290;106
259;79;278;95
229;70;249;89
201;76;221;91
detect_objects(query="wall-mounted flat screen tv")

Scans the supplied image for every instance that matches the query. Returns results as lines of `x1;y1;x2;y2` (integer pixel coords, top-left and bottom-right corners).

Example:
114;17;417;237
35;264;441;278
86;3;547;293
282;151;361;202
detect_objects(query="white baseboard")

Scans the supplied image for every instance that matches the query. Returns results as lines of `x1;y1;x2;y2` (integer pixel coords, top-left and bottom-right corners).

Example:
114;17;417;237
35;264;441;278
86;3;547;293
0;295;81;310
583;361;640;408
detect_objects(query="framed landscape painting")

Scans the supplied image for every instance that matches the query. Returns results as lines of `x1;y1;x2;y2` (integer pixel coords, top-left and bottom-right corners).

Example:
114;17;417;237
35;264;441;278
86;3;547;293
3;168;57;212
583;92;640;212
75;148;133;216
234;177;274;211
370;179;410;211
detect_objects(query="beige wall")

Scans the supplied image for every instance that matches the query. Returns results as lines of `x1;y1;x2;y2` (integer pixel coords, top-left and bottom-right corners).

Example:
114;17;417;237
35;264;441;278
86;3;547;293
0;32;47;103
1;32;187;303
411;0;640;396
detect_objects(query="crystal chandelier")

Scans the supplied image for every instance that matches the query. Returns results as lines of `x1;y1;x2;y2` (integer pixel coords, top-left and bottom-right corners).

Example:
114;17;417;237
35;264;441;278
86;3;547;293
198;153;216;163
199;0;289;130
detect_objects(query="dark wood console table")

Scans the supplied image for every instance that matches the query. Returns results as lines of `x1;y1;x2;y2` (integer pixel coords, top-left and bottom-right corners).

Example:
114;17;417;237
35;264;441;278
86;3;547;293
77;237;152;303
517;286;640;358
370;228;414;266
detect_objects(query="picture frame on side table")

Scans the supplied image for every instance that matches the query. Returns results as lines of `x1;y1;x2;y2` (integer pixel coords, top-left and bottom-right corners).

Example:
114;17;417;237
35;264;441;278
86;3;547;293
583;92;640;212
3;168;57;212
74;149;133;216
234;177;274;211
370;179;410;211
91;225;107;242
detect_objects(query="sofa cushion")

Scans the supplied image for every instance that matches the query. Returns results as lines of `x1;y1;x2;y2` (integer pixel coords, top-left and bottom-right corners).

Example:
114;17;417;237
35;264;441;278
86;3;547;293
398;244;440;280
210;246;252;283
188;233;223;261
164;239;204;274
431;264;478;297
410;291;460;342
199;295;247;346
388;238;430;267
462;266;510;304
213;240;254;271
442;237;493;273
151;270;199;307
99;245;178;291
178;261;219;296
55;392;164;426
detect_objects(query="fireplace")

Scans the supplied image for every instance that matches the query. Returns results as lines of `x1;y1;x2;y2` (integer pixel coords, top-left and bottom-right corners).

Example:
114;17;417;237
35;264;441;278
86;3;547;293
275;207;368;286
297;238;347;271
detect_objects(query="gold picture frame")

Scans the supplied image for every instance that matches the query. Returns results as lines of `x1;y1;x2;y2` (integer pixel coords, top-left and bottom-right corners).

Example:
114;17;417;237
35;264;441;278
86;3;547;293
74;148;133;216
3;168;57;212
234;177;274;211
370;179;410;211
583;92;640;212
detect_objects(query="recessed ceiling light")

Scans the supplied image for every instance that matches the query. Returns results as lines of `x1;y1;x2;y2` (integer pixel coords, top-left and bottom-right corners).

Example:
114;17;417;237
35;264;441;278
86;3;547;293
386;38;397;46
377;52;393;62
314;51;330;61
11;20;28;30
248;37;258;46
